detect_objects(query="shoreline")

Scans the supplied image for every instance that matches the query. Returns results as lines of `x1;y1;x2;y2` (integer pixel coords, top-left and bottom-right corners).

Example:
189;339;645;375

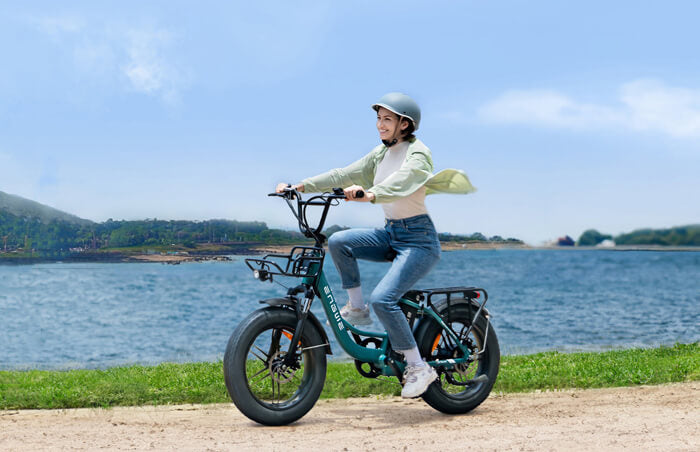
0;243;697;265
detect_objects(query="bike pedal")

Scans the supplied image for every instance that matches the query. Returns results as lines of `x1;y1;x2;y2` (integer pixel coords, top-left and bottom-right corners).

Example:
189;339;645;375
469;374;489;384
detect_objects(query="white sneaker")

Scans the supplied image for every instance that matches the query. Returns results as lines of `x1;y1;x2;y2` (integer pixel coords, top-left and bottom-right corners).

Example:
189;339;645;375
339;303;372;326
401;362;438;398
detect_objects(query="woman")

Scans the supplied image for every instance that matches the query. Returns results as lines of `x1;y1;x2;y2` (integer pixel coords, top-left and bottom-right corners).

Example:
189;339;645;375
276;92;475;398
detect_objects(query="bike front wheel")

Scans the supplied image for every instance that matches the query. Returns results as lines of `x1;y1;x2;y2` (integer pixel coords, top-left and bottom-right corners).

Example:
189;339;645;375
223;307;327;425
415;302;500;414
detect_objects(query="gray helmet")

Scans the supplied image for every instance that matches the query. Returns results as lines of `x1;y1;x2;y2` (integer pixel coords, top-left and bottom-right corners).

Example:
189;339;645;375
371;92;421;130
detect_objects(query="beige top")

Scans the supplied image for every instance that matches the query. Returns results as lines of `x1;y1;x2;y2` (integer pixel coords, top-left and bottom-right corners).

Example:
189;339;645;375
373;141;428;219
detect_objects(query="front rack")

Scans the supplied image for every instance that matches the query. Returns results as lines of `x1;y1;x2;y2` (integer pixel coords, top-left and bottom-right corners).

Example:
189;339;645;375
245;246;325;280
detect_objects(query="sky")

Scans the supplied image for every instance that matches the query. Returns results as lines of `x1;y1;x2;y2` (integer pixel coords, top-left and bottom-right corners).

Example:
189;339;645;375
1;1;699;245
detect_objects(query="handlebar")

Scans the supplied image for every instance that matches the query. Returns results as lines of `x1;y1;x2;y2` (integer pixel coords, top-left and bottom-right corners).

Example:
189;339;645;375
268;187;363;200
267;187;363;246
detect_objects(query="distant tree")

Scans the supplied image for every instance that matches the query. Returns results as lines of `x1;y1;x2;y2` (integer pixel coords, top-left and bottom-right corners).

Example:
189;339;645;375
615;225;700;246
577;229;613;246
469;232;487;242
324;224;349;237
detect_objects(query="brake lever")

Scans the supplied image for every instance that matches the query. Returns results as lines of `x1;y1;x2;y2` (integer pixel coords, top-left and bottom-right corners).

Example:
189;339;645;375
268;188;300;200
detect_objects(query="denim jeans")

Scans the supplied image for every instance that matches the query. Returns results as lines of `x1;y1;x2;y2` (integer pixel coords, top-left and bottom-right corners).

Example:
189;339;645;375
327;214;441;350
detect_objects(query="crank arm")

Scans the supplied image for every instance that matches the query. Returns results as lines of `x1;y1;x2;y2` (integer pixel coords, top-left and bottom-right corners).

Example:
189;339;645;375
445;373;489;386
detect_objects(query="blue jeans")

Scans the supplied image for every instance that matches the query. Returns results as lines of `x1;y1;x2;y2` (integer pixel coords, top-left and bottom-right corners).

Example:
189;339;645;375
327;214;441;350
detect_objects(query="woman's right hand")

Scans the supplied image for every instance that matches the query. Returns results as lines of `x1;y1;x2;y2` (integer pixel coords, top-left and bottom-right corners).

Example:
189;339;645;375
276;183;304;193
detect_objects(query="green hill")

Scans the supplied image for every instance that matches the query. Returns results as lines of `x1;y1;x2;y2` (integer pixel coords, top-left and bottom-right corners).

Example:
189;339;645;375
0;190;92;226
0;191;302;257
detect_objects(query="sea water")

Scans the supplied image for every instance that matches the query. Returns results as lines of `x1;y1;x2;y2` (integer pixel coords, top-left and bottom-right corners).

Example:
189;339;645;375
0;250;698;369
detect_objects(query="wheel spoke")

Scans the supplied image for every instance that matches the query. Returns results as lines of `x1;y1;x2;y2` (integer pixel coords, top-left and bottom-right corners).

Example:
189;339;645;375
253;344;269;359
248;366;270;384
251;348;268;364
458;324;468;342
443;325;458;349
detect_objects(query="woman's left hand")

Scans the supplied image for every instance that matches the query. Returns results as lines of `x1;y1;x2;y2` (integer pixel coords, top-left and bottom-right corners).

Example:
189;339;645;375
344;185;375;202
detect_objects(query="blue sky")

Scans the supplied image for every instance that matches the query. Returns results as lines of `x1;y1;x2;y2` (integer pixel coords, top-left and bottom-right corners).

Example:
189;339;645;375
1;1;698;244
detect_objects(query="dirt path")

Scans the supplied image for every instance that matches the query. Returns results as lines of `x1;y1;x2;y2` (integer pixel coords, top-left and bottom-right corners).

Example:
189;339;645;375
1;382;697;451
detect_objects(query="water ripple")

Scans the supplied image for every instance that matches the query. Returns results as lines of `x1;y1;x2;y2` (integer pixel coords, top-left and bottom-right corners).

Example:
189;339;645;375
0;250;698;369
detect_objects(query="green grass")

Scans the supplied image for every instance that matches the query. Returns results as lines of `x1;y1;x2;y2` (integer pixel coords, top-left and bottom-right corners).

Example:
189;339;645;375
1;343;697;410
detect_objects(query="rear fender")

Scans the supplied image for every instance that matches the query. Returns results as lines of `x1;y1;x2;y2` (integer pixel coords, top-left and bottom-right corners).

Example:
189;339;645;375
259;298;332;354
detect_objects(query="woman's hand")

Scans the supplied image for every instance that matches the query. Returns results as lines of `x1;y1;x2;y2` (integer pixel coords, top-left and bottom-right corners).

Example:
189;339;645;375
276;183;304;193
343;185;375;202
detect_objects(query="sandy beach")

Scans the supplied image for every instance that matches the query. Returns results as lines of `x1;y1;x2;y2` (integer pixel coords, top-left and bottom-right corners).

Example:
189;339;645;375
1;382;697;451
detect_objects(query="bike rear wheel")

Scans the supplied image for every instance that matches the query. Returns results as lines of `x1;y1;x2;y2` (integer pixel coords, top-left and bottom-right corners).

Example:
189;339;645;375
415;301;500;414
223;307;327;425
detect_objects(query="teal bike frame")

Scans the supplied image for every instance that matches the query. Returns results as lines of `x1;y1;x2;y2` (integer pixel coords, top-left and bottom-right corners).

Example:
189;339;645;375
303;258;473;377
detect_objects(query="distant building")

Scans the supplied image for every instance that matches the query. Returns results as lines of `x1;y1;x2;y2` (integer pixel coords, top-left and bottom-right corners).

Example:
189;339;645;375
557;235;575;246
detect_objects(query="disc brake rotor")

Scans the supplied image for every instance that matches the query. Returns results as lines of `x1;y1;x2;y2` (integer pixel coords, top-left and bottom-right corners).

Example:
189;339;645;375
268;351;300;384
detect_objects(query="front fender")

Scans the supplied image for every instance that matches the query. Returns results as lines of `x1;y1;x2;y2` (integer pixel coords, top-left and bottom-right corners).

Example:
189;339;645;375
259;298;332;355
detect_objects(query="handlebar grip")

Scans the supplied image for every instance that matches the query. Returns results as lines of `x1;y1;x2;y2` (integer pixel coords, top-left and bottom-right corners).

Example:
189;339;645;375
331;187;364;199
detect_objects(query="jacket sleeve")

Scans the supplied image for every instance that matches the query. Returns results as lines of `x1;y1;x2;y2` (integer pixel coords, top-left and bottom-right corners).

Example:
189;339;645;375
368;150;434;203
301;150;375;193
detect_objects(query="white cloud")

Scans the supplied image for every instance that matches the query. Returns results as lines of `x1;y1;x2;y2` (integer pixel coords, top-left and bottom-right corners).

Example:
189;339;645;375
621;80;700;137
122;29;188;104
25;14;189;105
478;79;700;138
28;14;84;36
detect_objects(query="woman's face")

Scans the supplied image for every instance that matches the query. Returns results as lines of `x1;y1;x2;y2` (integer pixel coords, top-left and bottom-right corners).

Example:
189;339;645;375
376;107;407;141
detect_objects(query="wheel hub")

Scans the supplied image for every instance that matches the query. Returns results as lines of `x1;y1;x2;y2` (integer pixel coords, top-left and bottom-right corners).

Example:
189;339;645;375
268;351;299;383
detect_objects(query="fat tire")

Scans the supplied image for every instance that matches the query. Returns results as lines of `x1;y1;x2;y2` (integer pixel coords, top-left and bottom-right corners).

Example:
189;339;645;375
223;307;327;425
415;302;500;414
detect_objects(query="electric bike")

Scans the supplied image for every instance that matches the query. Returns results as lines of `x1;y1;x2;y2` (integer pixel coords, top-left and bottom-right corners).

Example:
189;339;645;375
223;188;500;425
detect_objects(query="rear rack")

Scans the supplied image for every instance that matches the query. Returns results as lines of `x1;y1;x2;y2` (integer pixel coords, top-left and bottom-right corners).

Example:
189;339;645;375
402;286;491;357
404;286;488;305
245;246;325;280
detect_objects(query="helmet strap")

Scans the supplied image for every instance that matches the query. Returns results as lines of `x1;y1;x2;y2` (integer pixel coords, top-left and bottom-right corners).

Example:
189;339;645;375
382;138;398;147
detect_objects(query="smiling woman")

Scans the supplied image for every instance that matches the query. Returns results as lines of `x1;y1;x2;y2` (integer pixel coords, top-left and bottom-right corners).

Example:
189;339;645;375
275;92;479;399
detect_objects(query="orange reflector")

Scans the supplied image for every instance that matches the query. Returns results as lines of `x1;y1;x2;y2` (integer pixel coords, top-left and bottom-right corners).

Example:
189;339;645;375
282;330;301;346
431;335;441;353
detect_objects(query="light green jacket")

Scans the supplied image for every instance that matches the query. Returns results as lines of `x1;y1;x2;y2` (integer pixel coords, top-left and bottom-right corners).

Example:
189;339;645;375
301;138;476;203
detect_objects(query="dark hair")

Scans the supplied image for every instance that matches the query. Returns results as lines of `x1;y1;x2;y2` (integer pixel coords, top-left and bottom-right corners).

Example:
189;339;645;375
400;117;416;140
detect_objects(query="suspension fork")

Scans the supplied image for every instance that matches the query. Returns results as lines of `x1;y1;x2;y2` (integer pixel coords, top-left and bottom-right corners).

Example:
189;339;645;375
282;283;315;367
